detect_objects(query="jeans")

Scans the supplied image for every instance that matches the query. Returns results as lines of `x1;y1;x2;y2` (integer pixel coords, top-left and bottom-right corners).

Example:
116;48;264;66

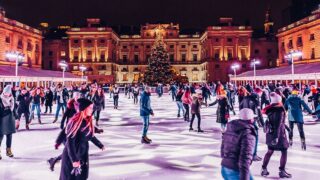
289;121;305;140
0;134;12;148
94;110;101;121
183;103;190;121
55;102;66;119
30;103;41;120
221;166;254;180
113;96;119;107
190;112;201;130
176;101;185;116
262;149;287;170
171;92;176;101
141;116;150;137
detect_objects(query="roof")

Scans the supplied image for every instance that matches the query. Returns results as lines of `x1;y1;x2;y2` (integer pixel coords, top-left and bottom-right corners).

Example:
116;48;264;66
234;63;320;80
0;65;80;79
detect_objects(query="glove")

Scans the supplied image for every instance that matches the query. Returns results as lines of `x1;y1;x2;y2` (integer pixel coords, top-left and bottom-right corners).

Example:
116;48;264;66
55;143;60;150
271;138;278;146
71;166;82;176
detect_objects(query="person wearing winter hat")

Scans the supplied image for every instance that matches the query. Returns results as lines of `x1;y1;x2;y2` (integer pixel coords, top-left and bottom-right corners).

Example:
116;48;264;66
261;92;292;178
221;108;256;180
190;89;206;132
284;88;313;150
60;98;105;180
0;85;16;160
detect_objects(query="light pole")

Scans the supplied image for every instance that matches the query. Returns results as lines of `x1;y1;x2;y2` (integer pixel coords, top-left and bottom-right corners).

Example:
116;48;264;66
285;50;302;84
231;64;240;87
59;60;68;86
252;59;260;86
79;65;87;80
5;51;25;86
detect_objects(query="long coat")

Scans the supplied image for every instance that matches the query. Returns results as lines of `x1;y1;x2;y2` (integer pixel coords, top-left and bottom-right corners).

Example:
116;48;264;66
45;90;54;106
92;94;105;112
60;121;103;180
0;96;16;135
209;97;230;124
263;103;289;150
284;95;312;123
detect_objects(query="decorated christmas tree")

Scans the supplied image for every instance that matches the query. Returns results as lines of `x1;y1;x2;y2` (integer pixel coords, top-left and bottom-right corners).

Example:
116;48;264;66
142;28;174;85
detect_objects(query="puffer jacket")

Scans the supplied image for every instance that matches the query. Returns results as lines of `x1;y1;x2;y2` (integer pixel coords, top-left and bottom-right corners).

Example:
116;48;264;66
221;119;256;180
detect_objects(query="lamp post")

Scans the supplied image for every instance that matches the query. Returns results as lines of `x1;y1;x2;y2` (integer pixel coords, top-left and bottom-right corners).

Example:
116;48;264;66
59;60;68;86
285;50;302;84
79;65;87;80
231;64;240;86
5;51;25;86
251;59;260;86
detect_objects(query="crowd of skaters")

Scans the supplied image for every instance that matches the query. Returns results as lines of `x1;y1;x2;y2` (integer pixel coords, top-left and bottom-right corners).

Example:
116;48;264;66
0;80;319;179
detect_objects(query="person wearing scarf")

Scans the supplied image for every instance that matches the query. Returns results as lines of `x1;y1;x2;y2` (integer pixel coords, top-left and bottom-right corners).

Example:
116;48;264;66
60;98;104;180
0;85;16;159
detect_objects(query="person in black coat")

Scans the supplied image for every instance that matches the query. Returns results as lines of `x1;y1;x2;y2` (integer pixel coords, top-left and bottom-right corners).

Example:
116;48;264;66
239;89;264;162
44;88;54;114
221;108;256;180
0;85;16;159
261;92;292;178
92;88;105;126
209;90;231;132
16;88;32;130
60;98;105;180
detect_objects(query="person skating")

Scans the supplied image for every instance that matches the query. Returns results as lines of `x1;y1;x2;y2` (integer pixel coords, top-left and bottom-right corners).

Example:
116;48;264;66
189;89;206;132
29;88;44;124
182;87;192;122
133;84;140;104
312;88;320;121
221;108;256;180
140;86;154;144
112;85;120;109
240;88;264;161
44;88;54;114
176;86;185;118
169;83;177;101
60;92;80;130
16;88;32;130
284;89;313;150
92;87;105;126
0;85;16;160
208;89;231;133
59;98;105;180
53;84;69;123
261;92;292;178
156;83;163;97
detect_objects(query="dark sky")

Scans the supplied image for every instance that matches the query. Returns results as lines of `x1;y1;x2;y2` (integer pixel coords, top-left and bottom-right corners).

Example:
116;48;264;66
1;0;291;30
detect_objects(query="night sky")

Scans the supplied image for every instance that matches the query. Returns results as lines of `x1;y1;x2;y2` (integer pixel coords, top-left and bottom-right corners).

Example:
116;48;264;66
1;0;291;30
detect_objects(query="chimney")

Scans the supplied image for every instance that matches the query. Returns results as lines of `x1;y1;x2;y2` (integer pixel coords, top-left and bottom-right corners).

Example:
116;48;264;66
87;18;101;27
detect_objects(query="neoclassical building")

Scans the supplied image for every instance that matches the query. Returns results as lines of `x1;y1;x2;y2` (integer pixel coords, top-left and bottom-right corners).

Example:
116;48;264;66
0;8;42;68
43;11;277;84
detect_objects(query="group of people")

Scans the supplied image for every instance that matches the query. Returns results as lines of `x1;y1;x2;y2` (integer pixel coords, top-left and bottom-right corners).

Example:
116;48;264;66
0;80;319;180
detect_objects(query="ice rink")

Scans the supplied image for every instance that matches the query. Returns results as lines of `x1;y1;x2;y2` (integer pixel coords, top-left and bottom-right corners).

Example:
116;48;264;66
0;94;320;180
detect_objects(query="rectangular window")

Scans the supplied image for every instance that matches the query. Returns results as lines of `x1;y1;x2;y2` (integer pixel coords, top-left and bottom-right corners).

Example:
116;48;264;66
87;51;92;56
215;64;220;69
227;38;233;43
242;64;247;68
193;54;198;61
297;37;303;47
74;51;79;61
310;34;315;41
311;48;315;59
215;38;219;42
134;45;139;49
169;54;174;62
267;49;272;54
100;39;105;43
170;45;174;49
214;49;220;60
73;66;78;70
181;54;186;62
193;45;197;49
240;49;246;60
61;51;66;57
100;51;105;60
87;39;92;43
123;55;128;63
146;45;151;49
48;51;53;56
181;45;186;49
227;49;233;60
123;45;127;49
49;61;53;70
134;54;139;63
73;39;79;44
146;54;151;61
17;39;23;49
5;36;10;43
288;40;293;49
254;49;259;54
192;74;198;81
123;74;128;81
